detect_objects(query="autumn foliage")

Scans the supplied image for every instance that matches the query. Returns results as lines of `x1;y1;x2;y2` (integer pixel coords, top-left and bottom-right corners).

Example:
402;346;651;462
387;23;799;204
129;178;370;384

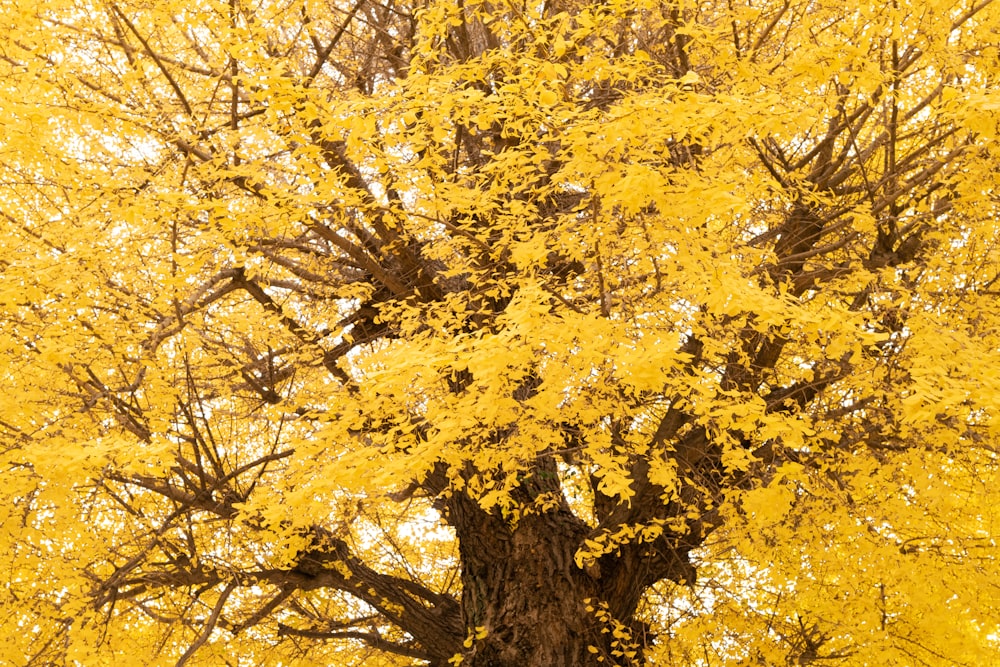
2;0;1000;664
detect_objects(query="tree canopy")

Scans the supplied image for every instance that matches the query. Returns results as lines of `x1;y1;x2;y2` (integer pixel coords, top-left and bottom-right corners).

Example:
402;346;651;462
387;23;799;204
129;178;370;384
1;0;1000;664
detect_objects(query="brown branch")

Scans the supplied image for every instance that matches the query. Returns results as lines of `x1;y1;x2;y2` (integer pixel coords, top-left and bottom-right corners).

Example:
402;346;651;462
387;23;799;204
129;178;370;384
144;268;243;352
110;4;195;118
232;587;294;634
305;217;411;296
276;626;430;661
176;579;237;666
304;0;369;86
105;471;239;518
248;531;463;660
307;135;441;300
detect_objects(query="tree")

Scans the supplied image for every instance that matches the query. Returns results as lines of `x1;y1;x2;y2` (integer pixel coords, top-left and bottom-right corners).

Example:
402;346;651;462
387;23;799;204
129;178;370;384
1;0;999;664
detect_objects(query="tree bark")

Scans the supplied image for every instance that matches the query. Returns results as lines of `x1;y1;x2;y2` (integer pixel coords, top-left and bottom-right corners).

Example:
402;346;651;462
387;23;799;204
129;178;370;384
447;487;660;667
458;513;604;664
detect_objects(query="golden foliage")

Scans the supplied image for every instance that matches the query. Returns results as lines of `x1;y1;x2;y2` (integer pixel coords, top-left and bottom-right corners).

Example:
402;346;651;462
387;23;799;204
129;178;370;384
1;0;999;664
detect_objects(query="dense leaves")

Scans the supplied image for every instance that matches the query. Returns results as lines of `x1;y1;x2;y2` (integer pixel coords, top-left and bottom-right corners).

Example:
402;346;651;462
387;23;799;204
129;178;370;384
1;0;999;664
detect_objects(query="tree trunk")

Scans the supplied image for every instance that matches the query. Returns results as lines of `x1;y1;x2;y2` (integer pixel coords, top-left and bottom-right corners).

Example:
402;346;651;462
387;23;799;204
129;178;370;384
449;496;632;667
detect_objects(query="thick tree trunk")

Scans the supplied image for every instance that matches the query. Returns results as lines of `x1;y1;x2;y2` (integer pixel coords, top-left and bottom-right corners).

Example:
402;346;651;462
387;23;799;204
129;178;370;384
447;490;651;667
435;445;706;667
459;513;609;666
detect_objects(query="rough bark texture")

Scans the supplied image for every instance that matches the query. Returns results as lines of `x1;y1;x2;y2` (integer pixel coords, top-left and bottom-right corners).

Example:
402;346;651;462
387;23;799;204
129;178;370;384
444;455;700;667
455;508;602;666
